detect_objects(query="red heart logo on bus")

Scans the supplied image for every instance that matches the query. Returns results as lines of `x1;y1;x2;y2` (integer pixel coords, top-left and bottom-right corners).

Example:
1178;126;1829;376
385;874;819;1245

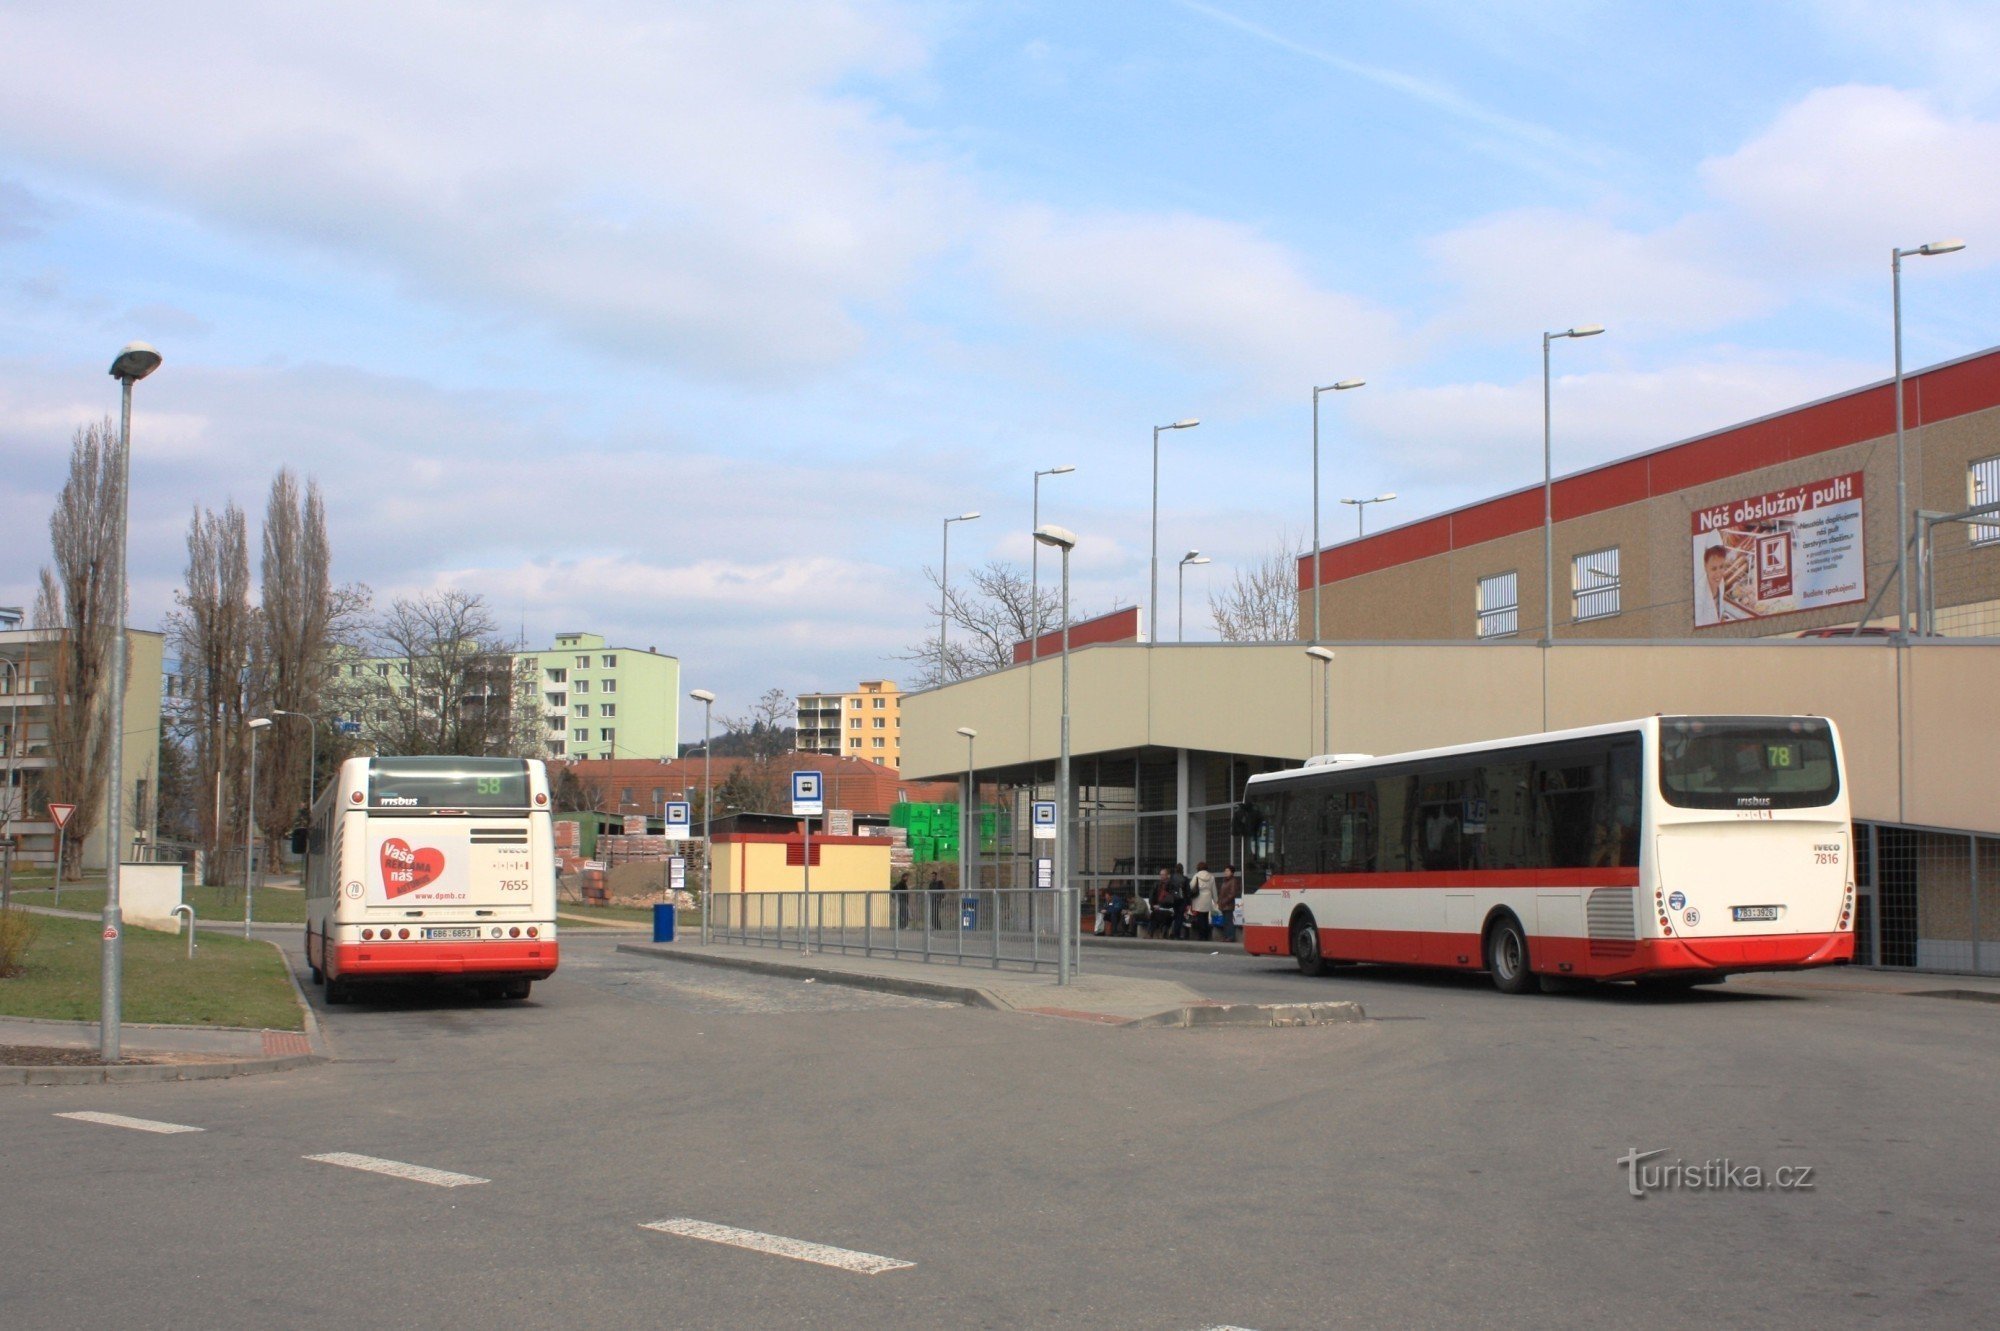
381;838;445;898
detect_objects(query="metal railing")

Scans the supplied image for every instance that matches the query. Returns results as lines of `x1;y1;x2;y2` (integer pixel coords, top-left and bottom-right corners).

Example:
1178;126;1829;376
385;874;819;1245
710;888;1069;974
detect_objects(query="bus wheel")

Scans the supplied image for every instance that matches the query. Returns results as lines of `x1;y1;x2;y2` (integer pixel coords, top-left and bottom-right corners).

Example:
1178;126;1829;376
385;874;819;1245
1486;915;1535;995
324;974;350;1005
501;979;532;1001
1290;914;1329;978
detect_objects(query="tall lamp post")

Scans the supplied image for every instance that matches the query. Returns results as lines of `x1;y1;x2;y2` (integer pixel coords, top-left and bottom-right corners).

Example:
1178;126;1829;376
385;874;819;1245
269;710;317;823
939;511;981;681
1305;646;1335;756
1893;238;1966;638
101;340;161;1063
1340;492;1397;537
956;727;977;894
1150;419;1199;643
1031;465;1075;651
1177;551;1210;642
244;717;271;937
1311;380;1365;642
690;688;716;944
1034;524;1076;986
1542;325;1605;644
1;656;18;909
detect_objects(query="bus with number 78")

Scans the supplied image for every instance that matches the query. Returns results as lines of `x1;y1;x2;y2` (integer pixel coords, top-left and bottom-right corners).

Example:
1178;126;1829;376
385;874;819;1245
1236;716;1854;992
300;755;559;1003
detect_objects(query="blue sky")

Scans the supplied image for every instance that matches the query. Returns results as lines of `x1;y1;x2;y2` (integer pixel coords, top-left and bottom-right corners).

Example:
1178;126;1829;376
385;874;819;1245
3;1;1997;735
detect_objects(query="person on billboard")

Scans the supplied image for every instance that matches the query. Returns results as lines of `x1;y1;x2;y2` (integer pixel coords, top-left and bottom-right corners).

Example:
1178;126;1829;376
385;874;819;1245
1695;544;1756;626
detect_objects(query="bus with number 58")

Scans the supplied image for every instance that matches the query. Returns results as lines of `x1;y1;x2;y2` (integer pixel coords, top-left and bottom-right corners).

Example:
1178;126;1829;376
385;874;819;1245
1236;716;1854;992
300;755;560;1003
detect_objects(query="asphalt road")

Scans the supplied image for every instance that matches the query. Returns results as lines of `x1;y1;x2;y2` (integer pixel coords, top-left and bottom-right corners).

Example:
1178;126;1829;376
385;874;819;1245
4;934;1996;1329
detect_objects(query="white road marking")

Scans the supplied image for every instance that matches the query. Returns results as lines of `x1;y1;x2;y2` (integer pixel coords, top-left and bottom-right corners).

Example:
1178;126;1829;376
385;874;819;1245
55;1111;203;1135
304;1152;489;1187
639;1218;914;1275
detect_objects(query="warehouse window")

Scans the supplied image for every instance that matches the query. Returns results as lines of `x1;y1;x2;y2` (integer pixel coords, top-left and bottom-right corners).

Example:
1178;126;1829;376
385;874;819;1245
1476;572;1519;638
1971;455;2000;545
1572;547;1621;621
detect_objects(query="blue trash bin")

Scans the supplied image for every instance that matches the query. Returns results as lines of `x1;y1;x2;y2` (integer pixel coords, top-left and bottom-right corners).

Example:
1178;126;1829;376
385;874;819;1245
653;903;677;943
961;895;978;930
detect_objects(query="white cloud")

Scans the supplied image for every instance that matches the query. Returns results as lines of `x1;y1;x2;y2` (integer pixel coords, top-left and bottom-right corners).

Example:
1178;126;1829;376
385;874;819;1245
1799;2;2000;105
1701;85;2000;270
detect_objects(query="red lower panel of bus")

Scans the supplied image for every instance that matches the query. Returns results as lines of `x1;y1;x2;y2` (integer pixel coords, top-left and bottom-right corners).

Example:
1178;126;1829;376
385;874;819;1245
330;940;559;982
1243;925;1851;980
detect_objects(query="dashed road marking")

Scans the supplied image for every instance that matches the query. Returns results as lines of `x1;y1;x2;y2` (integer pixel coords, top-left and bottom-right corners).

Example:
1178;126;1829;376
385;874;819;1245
55;1111;203;1135
639;1218;914;1275
304;1152;489;1187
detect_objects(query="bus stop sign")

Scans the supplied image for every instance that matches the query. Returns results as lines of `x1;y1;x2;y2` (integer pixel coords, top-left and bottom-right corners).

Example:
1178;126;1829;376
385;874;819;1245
790;771;823;817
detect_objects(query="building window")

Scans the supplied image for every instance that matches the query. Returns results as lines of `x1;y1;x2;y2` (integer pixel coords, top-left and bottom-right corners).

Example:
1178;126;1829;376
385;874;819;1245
547;667;566;683
872;697;886;708
601;728;616;744
1971;455;2000;545
850;718;862;729
851;698;863;709
601;654;617;668
1477;572;1519;638
872;737;885;748
572;728;588;742
621;788;633;803
850;738;862;749
549;742;565;757
601;678;616;693
872;717;885;728
1571;547;1621;621
375;663;389;677
575;655;590;669
575;704;590;718
652;787;664;804
601;703;615;717
574;679;589;693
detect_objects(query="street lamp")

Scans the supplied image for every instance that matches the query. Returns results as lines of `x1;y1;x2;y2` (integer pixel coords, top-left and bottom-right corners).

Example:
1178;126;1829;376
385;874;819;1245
1543;325;1605;644
1340;492;1398;537
1893;238;1966;638
244;716;272;938
690;688;716;944
1177;551;1210;642
1030;465;1075;653
101;340;160;1062
1;655;18;909
1033;522;1077;986
1311;380;1365;642
1150;419;1199;644
1304;646;1335;755
956;727;977;895
939;511;981;682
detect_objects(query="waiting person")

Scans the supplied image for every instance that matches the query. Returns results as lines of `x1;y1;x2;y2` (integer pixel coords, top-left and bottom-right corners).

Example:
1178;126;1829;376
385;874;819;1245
892;871;911;928
1167;862;1192;939
925;869;947;929
1215;865;1241;943
1187;861;1217;942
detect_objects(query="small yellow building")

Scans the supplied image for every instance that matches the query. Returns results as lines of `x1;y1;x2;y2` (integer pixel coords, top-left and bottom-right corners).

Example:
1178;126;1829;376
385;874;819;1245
709;832;894;929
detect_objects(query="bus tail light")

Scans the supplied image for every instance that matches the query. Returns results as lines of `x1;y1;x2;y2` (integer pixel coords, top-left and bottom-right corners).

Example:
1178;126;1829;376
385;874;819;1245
509;927;521;938
398;928;410;940
526;927;538;938
361;928;374;940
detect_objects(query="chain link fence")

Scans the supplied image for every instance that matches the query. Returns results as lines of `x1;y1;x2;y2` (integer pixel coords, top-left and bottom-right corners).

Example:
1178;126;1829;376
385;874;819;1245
1918;499;2000;637
1860;822;2000;974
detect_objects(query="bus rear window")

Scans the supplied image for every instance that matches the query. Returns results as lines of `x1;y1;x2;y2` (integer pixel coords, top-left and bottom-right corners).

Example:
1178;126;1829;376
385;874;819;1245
1658;718;1838;810
367;758;531;809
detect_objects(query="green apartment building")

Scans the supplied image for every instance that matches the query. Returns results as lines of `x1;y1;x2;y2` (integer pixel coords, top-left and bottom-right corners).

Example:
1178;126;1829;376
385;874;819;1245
526;632;680;761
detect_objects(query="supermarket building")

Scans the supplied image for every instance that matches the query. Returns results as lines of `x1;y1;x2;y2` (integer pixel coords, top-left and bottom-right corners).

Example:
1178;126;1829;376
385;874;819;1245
903;347;2000;977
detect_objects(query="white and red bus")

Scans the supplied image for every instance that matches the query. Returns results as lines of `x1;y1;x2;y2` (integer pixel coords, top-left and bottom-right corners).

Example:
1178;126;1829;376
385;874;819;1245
301;756;559;1003
1238;716;1855;992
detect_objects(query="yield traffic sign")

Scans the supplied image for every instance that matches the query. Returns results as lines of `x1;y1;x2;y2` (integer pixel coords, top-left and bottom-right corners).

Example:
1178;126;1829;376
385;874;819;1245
47;802;76;830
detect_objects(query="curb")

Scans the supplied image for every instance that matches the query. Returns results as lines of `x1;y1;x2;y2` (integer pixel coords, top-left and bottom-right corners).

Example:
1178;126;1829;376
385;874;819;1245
1125;1000;1366;1029
615;943;1004;1010
0;1053;326;1086
1081;935;1248;956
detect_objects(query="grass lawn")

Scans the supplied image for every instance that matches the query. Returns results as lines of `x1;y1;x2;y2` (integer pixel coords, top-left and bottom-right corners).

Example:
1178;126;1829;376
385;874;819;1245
557;900;702;927
5;882;308;925
0;912;304;1030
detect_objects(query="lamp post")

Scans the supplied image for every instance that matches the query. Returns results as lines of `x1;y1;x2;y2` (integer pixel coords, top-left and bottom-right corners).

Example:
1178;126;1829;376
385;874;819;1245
1177;551;1210;642
244;716;271;938
101;340;160;1063
1034;523;1077;986
956;727;977;895
268;710;316;824
1340;492;1397;537
1311;380;1365;642
1031;465;1075;652
1542;325;1605;644
939;511;981;681
690;688;716;943
1893;238;1966;638
1;656;18;910
1150;419;1199;643
1305;646;1335;755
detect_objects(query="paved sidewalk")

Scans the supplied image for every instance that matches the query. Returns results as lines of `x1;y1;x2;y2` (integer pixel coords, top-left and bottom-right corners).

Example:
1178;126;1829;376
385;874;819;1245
616;939;1364;1027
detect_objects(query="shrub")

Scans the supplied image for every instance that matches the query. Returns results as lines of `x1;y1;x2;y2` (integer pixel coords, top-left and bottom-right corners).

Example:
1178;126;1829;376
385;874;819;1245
0;908;39;978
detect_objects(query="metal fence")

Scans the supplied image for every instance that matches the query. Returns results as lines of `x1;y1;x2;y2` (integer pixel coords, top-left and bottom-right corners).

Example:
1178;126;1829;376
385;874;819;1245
708;888;1069;974
1862;822;2000;975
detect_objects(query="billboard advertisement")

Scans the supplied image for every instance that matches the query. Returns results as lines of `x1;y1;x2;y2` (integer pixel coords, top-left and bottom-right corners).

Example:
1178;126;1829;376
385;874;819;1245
1690;472;1865;627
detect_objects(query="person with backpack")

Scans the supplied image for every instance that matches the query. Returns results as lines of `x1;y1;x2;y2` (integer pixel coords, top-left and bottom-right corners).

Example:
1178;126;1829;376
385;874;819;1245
1166;862;1192;939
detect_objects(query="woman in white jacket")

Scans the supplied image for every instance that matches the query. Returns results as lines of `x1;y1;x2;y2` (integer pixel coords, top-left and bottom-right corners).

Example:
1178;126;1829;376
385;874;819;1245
1187;862;1217;942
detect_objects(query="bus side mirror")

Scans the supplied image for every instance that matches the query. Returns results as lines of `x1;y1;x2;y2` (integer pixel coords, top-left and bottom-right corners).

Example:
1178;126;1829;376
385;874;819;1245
1230;803;1259;837
289;828;309;855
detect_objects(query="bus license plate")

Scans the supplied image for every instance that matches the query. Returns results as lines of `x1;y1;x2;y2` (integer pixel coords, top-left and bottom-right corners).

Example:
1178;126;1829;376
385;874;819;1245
423;926;481;940
1732;906;1781;922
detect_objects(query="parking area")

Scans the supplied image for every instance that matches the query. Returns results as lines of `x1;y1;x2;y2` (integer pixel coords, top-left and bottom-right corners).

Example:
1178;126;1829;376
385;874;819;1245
4;933;1997;1328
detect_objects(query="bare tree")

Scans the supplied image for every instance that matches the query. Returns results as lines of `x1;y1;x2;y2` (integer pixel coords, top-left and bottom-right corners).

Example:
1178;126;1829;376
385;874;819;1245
348;590;540;757
34;418;127;876
1209;534;1306;642
718;687;796;763
165;503;253;885
894;561;1084;687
